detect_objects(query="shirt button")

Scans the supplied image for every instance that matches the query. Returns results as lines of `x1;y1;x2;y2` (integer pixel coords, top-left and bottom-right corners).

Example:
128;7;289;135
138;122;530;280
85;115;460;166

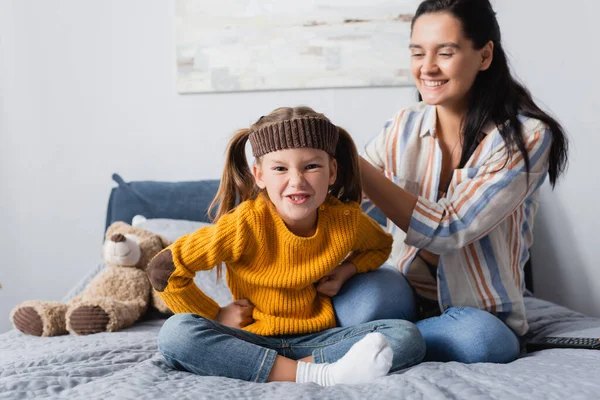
343;210;350;216
319;205;325;211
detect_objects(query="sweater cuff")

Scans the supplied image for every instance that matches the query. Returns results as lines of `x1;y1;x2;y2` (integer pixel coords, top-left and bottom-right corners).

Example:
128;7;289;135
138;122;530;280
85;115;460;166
160;283;220;320
350;252;385;274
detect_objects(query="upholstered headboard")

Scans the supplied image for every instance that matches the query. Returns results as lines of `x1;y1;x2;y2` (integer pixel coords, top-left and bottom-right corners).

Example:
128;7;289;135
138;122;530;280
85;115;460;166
105;174;222;228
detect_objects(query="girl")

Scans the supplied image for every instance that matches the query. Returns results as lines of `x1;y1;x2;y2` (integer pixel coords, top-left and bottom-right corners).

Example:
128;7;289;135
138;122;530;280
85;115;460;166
352;0;569;364
147;106;425;385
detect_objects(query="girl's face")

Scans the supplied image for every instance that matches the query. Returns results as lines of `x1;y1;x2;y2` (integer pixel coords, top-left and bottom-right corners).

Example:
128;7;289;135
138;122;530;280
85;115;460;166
253;147;337;236
410;12;493;111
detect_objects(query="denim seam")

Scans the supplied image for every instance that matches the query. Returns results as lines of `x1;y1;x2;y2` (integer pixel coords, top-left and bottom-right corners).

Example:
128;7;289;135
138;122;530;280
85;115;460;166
313;347;325;364
254;348;277;383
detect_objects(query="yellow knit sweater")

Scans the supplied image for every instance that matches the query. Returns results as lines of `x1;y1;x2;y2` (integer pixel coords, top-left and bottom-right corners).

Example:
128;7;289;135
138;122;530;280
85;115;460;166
156;194;393;336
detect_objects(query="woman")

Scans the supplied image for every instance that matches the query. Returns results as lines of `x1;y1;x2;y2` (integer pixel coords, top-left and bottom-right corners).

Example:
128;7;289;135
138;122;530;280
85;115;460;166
333;0;568;364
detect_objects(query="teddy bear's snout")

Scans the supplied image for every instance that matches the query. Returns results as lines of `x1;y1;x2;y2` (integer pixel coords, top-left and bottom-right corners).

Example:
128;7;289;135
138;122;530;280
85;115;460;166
103;233;142;267
111;233;126;243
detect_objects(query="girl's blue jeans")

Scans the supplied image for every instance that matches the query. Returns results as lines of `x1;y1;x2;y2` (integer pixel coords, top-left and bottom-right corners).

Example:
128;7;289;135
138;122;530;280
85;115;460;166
158;315;425;382
333;265;521;364
158;265;520;381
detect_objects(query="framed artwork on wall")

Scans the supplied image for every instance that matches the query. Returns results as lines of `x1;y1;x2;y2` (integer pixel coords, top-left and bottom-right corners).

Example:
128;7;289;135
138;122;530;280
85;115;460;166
176;0;419;93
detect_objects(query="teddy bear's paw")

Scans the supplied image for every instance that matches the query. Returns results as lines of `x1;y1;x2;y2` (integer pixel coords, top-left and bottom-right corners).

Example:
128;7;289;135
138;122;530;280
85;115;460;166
12;307;44;336
69;306;110;335
11;301;68;336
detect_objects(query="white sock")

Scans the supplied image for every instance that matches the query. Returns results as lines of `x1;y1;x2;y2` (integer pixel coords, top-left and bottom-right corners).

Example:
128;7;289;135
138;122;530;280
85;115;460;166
295;332;393;386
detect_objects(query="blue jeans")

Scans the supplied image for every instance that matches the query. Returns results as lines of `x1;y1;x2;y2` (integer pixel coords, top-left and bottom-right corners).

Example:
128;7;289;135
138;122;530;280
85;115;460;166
158;314;425;382
333;265;521;364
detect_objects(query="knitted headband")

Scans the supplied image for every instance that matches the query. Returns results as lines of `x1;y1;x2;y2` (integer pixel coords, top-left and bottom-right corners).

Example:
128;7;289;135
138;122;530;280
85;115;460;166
248;117;339;158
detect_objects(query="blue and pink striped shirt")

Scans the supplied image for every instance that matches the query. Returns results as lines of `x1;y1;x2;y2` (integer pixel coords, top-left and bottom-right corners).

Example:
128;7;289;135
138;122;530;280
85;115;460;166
363;102;552;335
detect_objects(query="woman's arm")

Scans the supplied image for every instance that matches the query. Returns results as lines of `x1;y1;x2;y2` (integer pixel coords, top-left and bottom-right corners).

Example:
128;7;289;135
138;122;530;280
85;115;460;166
360;156;418;233
363;120;552;255
360;109;417;224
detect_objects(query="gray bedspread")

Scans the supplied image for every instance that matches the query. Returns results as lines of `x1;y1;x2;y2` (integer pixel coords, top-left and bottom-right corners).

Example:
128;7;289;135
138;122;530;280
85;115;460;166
1;296;599;399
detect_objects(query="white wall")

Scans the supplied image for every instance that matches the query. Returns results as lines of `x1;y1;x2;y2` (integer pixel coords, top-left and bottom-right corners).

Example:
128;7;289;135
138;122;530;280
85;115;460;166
0;0;598;334
494;0;600;318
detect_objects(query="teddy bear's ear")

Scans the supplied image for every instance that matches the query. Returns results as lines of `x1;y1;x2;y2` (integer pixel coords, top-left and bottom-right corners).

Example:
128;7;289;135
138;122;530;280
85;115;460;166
105;221;132;239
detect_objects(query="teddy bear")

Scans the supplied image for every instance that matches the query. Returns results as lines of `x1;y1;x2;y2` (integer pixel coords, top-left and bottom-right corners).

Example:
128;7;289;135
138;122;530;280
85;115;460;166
10;221;172;336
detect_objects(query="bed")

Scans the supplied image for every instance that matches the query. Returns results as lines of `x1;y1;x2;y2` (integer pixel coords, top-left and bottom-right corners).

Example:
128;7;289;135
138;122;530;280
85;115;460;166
1;174;599;399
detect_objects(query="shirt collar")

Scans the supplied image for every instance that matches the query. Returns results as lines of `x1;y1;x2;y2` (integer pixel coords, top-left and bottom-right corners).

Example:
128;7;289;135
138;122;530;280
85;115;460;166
419;104;437;138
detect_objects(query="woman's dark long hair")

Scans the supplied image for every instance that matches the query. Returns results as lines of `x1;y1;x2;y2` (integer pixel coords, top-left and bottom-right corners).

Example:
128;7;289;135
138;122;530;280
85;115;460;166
412;0;568;187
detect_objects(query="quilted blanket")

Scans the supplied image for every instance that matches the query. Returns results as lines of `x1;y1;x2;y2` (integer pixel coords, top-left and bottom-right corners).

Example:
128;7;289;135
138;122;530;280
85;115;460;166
1;295;599;399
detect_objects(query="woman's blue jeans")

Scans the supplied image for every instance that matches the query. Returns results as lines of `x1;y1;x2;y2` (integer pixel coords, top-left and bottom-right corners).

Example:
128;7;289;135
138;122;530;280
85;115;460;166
158;315;425;382
333;265;521;364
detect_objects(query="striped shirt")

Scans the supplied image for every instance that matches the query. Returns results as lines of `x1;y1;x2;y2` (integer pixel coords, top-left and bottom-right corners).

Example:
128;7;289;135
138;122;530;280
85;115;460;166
363;102;552;335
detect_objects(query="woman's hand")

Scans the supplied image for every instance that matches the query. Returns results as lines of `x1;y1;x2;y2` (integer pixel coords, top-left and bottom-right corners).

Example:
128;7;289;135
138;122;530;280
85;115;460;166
315;262;357;297
215;299;255;329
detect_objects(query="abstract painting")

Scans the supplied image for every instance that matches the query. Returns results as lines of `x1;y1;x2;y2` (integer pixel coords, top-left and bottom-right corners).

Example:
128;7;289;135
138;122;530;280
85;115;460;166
176;0;420;93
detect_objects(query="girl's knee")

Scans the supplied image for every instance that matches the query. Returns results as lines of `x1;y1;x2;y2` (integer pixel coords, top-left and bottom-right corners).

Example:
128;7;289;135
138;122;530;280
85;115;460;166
159;313;195;337
158;313;209;356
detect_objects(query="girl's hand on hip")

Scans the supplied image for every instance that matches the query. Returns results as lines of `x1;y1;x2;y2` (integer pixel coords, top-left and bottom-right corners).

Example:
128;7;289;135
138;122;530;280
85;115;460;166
316;262;357;297
215;299;254;329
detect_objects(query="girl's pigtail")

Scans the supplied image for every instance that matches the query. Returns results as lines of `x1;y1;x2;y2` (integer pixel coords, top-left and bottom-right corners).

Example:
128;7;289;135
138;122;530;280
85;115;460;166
208;128;259;222
208;128;259;282
330;127;362;204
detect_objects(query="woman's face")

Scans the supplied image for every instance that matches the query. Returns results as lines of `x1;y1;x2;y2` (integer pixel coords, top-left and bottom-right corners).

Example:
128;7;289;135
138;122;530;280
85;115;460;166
410;12;493;111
